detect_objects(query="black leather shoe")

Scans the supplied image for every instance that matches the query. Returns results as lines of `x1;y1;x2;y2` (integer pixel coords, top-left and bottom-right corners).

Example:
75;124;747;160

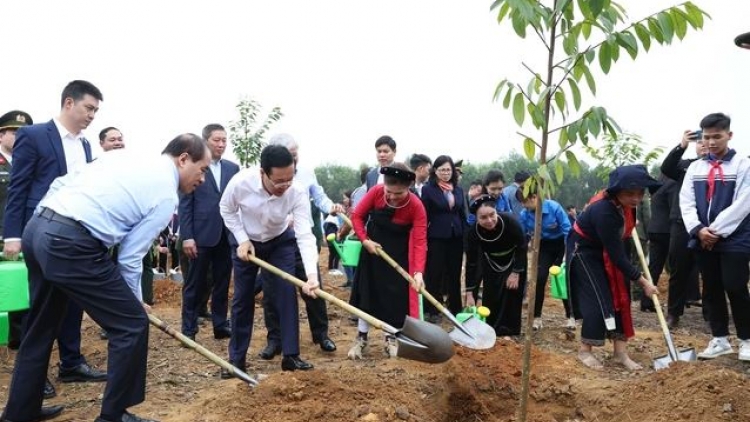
93;410;160;422
43;378;56;399
281;355;314;371
213;327;231;340
100;329;109;340
198;308;211;319
666;314;680;329
258;343;281;360
220;361;246;380
58;363;107;383
314;337;337;352
3;405;65;422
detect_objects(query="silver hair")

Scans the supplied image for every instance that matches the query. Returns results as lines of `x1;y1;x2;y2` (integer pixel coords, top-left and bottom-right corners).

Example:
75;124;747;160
268;133;298;149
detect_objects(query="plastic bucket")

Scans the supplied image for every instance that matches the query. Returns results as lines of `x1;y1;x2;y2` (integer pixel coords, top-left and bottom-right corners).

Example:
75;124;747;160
0;258;30;312
330;237;362;267
0;312;8;345
549;264;568;300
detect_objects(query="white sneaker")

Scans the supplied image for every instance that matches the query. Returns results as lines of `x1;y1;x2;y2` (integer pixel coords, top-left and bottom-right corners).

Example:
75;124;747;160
532;318;543;331
738;340;750;361
565;317;576;330
698;337;734;359
347;337;367;360
384;335;398;358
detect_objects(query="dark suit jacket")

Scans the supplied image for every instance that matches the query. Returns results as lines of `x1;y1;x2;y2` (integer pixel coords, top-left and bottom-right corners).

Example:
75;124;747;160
179;159;240;248
0;154;12;236
365;166;379;191
420;181;466;239
3;120;92;238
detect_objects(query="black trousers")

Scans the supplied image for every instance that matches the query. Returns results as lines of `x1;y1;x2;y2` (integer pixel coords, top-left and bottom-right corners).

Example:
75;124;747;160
696;251;750;340
640;232;670;308
262;245;329;344
424;237;464;316
483;262;525;336
3;213;148;421
181;232;232;336
533;237;571;318
667;222;702;318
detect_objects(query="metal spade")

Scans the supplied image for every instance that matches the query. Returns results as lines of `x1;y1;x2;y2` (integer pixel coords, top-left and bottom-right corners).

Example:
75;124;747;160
631;228;697;370
247;255;454;364
374;247;496;350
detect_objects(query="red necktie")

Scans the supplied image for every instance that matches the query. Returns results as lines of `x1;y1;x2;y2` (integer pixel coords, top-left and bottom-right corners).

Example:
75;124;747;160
706;160;725;201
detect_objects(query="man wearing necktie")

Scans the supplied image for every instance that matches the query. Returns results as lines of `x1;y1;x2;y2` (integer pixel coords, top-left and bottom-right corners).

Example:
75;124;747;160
3;80;107;401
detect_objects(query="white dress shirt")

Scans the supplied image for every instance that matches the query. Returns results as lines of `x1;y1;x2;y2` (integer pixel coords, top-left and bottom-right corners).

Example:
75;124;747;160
219;167;317;277
53;118;88;173
294;166;333;224
41;151;180;301
209;158;222;190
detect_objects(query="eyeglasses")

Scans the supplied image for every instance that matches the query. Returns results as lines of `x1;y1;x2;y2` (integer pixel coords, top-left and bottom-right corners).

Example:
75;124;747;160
264;172;294;189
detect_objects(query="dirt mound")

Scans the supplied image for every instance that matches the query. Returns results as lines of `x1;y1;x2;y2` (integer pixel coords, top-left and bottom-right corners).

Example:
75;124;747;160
154;277;182;305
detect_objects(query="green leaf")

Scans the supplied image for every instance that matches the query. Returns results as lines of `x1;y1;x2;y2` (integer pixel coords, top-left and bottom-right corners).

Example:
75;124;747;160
554;90;566;114
495;1;511;22
563;34;577;55
609;39;620;62
616;31;638;59
554;160;565;184
634;23;651;52
511;11;528;38
566;151;581;177
576;0;591;19
523;137;536;160
582;65;596;95
588;112;601;138
558;126;569;149
513;93;525;126
670;8;688;40
502;85;514;109
493;79;508;102
585;49;596;63
657;12;674;43
568;78;582;110
538;165;551;182
598;41;612;74
582;21;592;39
648;18;665;44
684;2;706;29
589;0;605;18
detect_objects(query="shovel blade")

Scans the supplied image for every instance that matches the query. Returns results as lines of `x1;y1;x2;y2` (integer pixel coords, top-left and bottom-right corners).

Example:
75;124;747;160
395;316;455;364
653;348;697;370
448;316;496;350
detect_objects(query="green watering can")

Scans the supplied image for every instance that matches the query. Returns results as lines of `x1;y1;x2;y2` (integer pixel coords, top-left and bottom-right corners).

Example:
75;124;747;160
0;254;29;346
456;306;490;323
549;264;568;300
326;234;362;267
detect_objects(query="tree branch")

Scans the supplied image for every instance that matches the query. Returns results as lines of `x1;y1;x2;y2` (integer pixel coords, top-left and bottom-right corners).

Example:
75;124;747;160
516;132;541;148
522;63;547;87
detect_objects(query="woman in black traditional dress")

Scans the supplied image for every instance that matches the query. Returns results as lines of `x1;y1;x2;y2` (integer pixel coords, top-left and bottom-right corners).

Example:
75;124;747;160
347;164;427;359
568;164;659;370
464;195;527;336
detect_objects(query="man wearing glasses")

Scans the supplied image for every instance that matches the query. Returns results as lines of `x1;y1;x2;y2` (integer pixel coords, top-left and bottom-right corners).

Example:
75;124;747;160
219;145;319;376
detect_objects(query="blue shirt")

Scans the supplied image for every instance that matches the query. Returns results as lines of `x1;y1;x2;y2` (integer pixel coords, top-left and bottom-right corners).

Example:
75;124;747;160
518;199;571;241
466;193;511;225
503;183;524;216
41;151;180;301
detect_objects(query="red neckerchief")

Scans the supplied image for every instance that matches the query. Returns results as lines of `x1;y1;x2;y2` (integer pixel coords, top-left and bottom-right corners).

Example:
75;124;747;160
574;195;635;339
706;159;725;201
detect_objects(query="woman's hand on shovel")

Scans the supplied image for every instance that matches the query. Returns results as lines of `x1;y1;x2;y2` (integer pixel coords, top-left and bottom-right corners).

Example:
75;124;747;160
410;272;425;292
362;239;382;254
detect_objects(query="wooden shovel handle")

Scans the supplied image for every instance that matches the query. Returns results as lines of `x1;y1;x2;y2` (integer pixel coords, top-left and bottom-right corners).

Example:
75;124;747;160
245;254;394;334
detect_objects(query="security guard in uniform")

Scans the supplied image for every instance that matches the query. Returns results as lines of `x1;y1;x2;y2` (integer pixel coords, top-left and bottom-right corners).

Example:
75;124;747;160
0;110;33;350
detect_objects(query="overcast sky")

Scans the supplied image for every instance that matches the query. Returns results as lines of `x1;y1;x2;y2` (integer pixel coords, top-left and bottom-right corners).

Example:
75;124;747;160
2;1;747;168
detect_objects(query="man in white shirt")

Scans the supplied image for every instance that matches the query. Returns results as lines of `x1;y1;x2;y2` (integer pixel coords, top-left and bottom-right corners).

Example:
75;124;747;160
408;153;432;196
365;135;397;190
1;133;210;422
220;145;319;375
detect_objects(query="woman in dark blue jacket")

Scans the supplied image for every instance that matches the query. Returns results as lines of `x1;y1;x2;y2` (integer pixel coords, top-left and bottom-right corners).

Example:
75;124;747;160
420;155;466;320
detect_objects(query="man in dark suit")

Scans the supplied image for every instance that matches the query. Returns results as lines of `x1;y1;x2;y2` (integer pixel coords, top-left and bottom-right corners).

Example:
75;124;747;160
180;124;239;340
3;80;107;399
0;110;33;350
365;135;397;191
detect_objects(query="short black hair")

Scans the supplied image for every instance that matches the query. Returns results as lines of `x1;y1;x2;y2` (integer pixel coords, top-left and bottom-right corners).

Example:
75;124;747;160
566;205;576;211
374;135;396;151
700;113;731;131
515;185;538;202
98;126;120;142
409;153;431;170
202;123;225;141
61;80;103;108
260;144;294;175
470;179;483;187
162;133;208;162
483;169;505;187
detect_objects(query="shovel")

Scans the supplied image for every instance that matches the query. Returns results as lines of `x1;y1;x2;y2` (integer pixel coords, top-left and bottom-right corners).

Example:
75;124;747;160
335;213;495;350
246;254;454;364
147;313;259;386
373;247;496;350
631;228;697;370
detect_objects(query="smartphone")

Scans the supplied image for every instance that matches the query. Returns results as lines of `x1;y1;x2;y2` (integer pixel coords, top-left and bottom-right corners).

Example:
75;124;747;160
690;129;703;142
